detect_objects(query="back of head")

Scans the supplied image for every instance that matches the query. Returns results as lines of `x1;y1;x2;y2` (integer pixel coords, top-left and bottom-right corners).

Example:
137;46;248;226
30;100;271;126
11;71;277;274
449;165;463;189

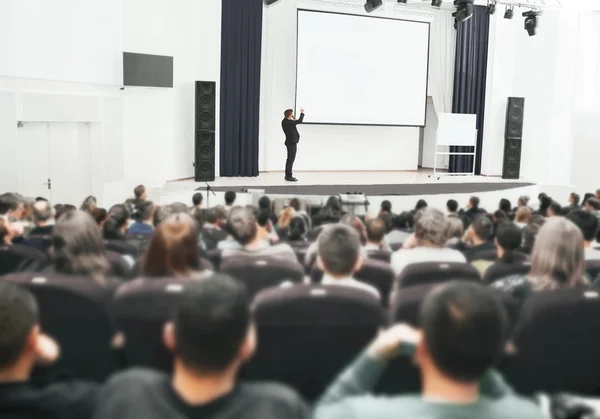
192;192;203;207
446;199;458;213
570;192;580;206
0;282;38;370
518;195;530;207
289;197;301;212
284;109;293;118
170;202;190;215
54;204;76;221
521;216;545;254
444;216;464;242
495;222;522;261
341;214;367;245
415;199;428;211
174;275;251;373
515;206;532;224
80;196;97;213
204;207;219;225
92;207;108;226
155;203;189;226
227;207;257;245
288;216;307;241
420;282;507;382
134;184;146;200
143;213;199;277
471;216;493;242
137;201;156;222
499;198;512;213
587;198;600;211
103;204;131;239
366;218;386;244
583;193;594;206
493;210;510;224
414;208;446;247
539;195;552;211
469;196;480;209
318;224;361;277
256;209;270;227
548;200;562;216
380;200;392;213
567;209;599;242
32;200;53;224
0;193;19;215
258;196;271;210
530;217;586;289
224;191;237;206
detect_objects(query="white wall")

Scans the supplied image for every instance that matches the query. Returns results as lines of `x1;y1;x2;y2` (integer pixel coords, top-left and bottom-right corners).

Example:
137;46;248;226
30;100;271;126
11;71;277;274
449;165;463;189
260;2;433;172
0;0;222;205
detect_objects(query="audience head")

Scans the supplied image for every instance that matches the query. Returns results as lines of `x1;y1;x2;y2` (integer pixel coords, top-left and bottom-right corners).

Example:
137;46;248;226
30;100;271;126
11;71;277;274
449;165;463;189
224;191;237;206
142;213;199;277
569;192;580;206
90;208;107;227
191;208;205;229
227;207;258;246
596;189;600;199
418;282;508;383
340;214;367;245
317;224;362;278
414;208;447;248
136;201;156;224
492;210;510;224
585;198;600;212
444;216;464;244
319;196;342;219
377;211;392;233
583;193;594;206
538;194;552;213
415;199;428;211
495;222;522;262
446;199;458;214
499;198;512;214
391;212;410;231
515;206;532;224
521;216;545;255
468;196;480;210
103;204;131;239
32;200;53;227
566;209;598;245
547;200;562;217
164;276;254;375
54;204;76;221
256;209;271;228
52;210;109;283
288;216;307;241
204;207;220;226
80;196;97;213
467;216;493;244
0;193;24;219
258;196;271;211
517;195;530;208
366;218;386;246
288;197;301;212
380;200;392;213
134;184;147;201
529;217;586;290
192;192;203;207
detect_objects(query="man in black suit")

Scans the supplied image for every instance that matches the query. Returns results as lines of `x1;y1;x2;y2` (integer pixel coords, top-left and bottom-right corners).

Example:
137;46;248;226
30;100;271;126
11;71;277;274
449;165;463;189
282;108;305;182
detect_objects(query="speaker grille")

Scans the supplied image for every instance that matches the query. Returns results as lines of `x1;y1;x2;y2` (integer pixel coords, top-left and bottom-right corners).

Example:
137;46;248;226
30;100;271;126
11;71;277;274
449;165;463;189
195;81;216;132
505;97;525;139
502;138;522;179
194;131;215;181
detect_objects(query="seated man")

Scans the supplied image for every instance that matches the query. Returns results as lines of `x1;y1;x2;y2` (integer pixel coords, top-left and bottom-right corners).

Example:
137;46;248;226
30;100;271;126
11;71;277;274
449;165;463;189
191;192;203;210
127;201;156;235
201;207;229;251
29;200;54;236
462;216;496;262
567;209;600;260
220;207;297;264
224;191;237;213
318;224;380;299
391;208;466;276
385;212;412;246
314;282;544;419
94;277;308;419
0;282;98;419
364;218;389;252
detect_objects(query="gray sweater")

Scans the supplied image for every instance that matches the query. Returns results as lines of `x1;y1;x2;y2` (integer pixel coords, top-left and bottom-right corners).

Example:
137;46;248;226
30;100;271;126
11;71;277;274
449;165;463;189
314;352;545;419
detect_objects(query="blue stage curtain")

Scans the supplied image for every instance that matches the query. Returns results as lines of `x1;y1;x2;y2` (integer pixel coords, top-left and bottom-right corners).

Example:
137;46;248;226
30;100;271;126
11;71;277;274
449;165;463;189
219;0;262;177
449;6;490;175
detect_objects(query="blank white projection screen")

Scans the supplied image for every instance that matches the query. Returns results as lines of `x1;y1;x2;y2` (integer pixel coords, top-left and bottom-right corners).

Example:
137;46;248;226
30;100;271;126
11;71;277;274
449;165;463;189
295;11;430;126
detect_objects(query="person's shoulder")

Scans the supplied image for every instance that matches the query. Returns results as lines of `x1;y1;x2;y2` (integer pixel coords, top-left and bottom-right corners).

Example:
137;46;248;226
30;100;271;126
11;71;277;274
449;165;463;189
486;395;545;418
41;380;99;402
239;382;307;410
102;368;167;395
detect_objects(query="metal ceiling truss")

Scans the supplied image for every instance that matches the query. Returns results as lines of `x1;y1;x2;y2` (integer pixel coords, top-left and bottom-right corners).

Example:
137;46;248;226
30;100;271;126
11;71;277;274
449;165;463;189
296;0;436;20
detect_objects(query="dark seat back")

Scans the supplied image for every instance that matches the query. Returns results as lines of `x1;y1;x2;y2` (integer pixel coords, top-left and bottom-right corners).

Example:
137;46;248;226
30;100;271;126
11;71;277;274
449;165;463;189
104;239;138;257
396;262;481;288
245;285;384;401
221;257;304;298
483;262;531;284
366;249;392;263
0;245;49;275
585;259;600;281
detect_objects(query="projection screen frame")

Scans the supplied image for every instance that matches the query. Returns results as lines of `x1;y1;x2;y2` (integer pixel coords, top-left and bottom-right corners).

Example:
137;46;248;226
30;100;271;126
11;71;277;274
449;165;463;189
294;9;431;128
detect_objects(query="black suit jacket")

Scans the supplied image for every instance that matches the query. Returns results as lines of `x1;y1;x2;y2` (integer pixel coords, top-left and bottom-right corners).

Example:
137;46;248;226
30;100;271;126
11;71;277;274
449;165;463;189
282;113;305;144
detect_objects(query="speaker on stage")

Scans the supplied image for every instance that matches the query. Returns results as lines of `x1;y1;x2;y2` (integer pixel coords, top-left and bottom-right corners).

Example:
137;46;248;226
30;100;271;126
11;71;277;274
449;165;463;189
194;131;215;182
502;97;525;179
195;81;216;181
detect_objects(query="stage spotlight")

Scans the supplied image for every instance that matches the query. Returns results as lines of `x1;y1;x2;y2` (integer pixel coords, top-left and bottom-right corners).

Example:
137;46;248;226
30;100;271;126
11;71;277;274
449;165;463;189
364;0;383;13
488;1;496;15
453;0;474;23
431;0;443;7
504;6;514;19
523;10;540;36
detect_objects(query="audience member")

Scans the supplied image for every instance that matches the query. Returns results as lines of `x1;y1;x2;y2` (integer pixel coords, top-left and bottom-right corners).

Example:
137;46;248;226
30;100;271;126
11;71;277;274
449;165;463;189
288;198;310;230
520;216;545;255
128;201;156;235
0;282;99;419
92;207;108;228
392;208;466;276
80;196;97;214
141;214;211;280
462;216;496;262
256;209;279;244
566;209;600;260
258;195;278;225
191;192;203;210
54;204;76;221
582;192;594;207
103;205;131;241
0;192;26;220
377;210;392;234
95;277;309;419
499;198;512;214
491;217;588;300
446;199;459;216
313;196;343;227
134;184;147;202
568;192;581;211
464;196;485;222
585;197;600;214
492;210;510;226
536;193;551;216
200;207;229;251
415;199;428;211
515;206;532;229
546;200;562;217
0;217;48;274
314;282;543;419
277;206;296;231
517;195;530;209
287;216;308;244
380;200;392;216
29;200;54;236
318;224;380;298
386;212;412;246
220;207;297;263
224;191;237;212
482;222;528;284
365;218;387;251
444;215;464;247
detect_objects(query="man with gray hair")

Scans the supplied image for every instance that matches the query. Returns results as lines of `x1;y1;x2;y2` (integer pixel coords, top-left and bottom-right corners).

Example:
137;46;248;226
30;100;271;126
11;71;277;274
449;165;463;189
318;224;380;299
391;208;466;276
220;207;297;264
29;200;55;237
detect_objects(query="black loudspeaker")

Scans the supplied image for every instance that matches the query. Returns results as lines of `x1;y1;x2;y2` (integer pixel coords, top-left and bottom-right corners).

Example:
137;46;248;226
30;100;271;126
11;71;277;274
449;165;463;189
502;97;525;180
194;81;216;181
194;131;215;182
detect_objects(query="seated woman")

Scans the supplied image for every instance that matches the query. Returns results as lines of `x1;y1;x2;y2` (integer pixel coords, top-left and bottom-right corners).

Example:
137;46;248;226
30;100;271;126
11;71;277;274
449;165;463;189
491;217;588;301
286;216;308;246
482;222;529;284
103;204;137;257
140;213;212;280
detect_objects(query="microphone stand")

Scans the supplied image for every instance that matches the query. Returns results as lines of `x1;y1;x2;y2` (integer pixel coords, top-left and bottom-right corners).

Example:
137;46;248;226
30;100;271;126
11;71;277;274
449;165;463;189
205;182;216;208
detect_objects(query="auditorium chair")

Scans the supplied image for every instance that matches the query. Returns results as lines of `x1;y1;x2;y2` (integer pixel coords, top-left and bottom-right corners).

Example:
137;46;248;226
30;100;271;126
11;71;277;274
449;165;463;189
220;257;304;298
104;239;138;258
396;262;481;289
107;251;134;279
2;272;119;382
244;284;384;401
501;287;600;396
310;259;395;306
366;249;392;263
306;225;325;240
130;256;214;278
585;259;600;282
0;244;49;275
113;278;186;372
482;262;531;285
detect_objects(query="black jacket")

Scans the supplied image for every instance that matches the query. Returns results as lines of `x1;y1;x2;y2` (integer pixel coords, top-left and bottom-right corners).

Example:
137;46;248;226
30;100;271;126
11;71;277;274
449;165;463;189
282;113;305;144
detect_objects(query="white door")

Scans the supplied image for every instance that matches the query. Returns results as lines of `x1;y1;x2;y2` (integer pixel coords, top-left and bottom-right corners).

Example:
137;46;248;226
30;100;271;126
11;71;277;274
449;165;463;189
17;122;51;200
48;123;92;205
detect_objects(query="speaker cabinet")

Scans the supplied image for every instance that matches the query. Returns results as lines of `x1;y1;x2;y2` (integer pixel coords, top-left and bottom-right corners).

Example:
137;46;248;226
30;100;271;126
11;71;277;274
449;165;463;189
502;97;525;180
195;81;216;181
194;131;215;182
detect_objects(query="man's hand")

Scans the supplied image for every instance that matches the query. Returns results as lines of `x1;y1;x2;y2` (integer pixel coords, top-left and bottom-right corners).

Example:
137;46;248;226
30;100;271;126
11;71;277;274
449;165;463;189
300;108;305;113
366;324;421;362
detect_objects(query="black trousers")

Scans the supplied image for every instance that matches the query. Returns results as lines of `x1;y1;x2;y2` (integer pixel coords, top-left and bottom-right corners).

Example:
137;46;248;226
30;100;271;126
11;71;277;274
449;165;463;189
285;142;297;177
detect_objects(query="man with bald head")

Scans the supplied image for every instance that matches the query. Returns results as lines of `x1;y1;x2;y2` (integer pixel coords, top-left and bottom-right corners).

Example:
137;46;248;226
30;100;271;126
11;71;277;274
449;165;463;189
29;200;55;237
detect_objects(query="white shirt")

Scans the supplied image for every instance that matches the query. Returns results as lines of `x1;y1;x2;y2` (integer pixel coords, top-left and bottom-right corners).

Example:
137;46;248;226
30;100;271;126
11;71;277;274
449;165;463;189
584;246;600;261
321;274;380;300
391;246;467;276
